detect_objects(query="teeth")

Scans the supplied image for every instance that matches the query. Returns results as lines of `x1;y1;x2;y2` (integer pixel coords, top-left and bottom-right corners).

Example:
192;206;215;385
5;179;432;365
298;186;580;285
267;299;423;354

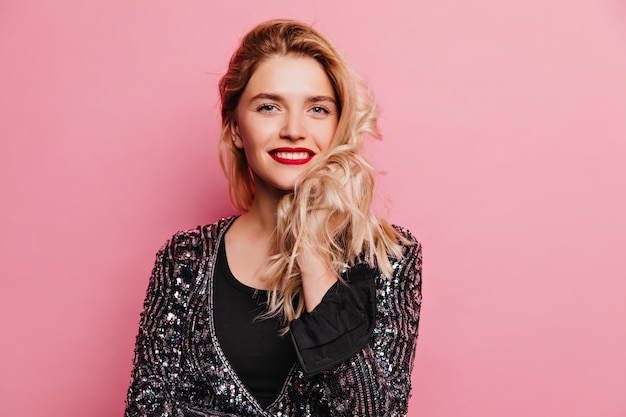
274;151;310;160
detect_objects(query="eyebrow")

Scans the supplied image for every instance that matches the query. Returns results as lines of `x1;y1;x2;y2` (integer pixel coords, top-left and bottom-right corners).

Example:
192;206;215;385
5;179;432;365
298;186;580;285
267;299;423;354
249;93;337;104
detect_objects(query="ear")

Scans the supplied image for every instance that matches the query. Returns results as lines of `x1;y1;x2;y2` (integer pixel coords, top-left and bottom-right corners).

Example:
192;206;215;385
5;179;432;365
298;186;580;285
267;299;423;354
229;121;244;149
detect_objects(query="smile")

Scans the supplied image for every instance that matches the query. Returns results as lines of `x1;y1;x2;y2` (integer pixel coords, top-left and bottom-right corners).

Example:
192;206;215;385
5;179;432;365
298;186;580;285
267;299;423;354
269;148;314;165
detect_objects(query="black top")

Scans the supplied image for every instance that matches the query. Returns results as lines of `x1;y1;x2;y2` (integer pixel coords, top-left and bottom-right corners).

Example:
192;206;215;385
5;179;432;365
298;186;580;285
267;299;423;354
212;235;377;407
213;237;297;407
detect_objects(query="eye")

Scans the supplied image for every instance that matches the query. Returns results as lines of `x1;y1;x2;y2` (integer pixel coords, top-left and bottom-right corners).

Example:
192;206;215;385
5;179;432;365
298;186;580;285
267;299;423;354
256;103;278;113
310;106;330;115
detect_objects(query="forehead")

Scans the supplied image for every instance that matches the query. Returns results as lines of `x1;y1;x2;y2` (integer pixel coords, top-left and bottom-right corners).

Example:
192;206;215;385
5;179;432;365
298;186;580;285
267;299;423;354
243;55;335;99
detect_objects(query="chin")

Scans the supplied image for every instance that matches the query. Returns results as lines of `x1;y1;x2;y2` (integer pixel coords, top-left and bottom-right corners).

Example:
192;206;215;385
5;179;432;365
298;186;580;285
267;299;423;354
274;184;296;193
270;177;301;192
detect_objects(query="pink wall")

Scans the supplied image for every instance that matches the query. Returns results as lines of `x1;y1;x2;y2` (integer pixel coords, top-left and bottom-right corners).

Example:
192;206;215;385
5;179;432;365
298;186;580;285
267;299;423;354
1;1;625;416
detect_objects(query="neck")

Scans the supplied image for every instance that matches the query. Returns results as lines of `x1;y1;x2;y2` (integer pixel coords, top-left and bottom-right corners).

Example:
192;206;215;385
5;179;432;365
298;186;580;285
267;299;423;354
239;183;289;238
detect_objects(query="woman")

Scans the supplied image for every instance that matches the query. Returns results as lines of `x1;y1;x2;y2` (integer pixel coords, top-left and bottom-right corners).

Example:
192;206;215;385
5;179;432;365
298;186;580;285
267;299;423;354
125;19;422;417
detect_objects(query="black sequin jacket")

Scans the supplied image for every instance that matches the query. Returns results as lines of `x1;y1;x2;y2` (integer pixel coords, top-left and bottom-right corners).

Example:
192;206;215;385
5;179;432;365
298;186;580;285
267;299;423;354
125;217;422;417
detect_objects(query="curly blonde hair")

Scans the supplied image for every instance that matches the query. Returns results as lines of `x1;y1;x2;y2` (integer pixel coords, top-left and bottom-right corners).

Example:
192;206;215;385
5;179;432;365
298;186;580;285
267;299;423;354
218;19;408;323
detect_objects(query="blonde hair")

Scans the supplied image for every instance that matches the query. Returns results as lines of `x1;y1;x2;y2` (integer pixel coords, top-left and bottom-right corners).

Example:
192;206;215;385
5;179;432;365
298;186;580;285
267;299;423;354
218;19;408;323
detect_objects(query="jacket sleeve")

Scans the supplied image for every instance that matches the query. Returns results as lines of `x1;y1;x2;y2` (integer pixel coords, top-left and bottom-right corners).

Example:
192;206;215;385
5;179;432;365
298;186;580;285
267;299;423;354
291;229;423;417
289;264;377;375
125;232;201;417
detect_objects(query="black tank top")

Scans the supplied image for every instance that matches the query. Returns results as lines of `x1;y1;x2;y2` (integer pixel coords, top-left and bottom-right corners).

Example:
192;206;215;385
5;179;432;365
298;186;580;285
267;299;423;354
213;237;298;408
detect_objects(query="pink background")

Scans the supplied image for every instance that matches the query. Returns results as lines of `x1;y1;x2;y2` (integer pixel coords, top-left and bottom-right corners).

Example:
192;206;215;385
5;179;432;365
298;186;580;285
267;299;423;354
1;1;625;416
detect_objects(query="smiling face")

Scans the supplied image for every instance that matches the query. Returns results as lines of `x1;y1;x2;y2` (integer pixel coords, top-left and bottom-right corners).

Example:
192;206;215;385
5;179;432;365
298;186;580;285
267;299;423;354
232;55;339;194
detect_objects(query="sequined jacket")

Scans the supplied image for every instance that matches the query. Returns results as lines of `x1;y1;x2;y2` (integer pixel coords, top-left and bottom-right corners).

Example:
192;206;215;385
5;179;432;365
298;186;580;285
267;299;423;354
125;216;422;417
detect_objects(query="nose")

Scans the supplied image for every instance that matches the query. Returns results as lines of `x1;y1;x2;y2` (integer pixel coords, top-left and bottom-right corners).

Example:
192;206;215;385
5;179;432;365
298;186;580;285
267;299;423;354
280;113;307;141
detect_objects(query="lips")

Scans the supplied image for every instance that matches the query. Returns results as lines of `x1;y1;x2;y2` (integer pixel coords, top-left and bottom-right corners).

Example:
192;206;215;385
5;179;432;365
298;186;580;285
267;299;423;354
269;147;314;165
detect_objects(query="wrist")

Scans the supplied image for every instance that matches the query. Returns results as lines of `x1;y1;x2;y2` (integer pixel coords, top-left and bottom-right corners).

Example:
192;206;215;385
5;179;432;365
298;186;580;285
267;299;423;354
299;253;338;312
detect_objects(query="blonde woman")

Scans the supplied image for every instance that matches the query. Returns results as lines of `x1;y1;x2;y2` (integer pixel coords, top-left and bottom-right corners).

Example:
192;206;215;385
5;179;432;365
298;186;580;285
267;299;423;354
126;19;422;417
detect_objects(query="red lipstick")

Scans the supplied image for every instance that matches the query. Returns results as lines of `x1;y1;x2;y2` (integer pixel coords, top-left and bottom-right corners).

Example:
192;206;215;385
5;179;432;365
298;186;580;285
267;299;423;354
269;147;314;165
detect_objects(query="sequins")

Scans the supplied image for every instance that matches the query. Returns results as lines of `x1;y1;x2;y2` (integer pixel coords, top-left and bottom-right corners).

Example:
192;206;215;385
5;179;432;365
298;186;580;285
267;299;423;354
125;218;422;417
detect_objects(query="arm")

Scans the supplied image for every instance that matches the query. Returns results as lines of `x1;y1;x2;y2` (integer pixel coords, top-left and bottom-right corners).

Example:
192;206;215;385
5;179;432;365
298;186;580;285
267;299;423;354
291;229;422;417
125;232;201;417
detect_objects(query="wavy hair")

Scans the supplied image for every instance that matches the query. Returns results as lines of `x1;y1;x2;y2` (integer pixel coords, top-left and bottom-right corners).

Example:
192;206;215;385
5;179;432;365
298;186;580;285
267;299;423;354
218;19;409;323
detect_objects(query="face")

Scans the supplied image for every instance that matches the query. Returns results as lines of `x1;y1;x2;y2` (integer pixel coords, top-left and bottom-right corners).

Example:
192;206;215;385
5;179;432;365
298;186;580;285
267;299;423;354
232;55;339;194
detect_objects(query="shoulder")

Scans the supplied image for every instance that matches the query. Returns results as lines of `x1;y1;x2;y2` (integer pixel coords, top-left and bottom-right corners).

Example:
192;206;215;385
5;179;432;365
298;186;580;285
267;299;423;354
391;224;422;265
391;224;420;246
387;224;422;294
156;216;237;273
161;216;237;252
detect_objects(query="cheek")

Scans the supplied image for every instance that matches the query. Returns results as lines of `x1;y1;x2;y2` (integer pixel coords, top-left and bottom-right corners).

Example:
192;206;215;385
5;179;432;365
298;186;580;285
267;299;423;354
321;121;339;147
238;118;275;146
